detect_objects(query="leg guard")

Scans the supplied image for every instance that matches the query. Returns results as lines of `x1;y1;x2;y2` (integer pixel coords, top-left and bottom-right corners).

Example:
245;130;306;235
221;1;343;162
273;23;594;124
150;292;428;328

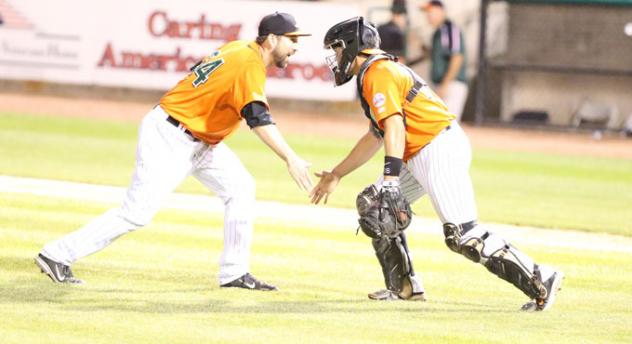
371;233;424;299
444;222;551;300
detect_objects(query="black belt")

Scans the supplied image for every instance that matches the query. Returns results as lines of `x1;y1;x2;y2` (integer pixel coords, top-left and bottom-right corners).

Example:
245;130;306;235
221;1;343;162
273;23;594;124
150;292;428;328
166;115;199;141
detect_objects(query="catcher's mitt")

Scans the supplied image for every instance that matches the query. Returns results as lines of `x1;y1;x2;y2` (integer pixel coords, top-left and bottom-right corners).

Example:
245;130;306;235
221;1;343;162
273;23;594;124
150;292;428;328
356;183;412;239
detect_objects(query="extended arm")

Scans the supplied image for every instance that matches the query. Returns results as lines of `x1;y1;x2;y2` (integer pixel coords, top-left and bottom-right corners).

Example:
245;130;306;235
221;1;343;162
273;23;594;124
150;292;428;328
243;102;313;192
332;127;383;179
310;125;383;204
381;114;406;181
252;124;313;192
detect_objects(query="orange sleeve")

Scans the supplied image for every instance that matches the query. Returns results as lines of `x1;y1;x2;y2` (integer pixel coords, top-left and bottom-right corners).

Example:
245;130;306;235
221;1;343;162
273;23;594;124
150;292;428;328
362;65;403;126
233;62;269;113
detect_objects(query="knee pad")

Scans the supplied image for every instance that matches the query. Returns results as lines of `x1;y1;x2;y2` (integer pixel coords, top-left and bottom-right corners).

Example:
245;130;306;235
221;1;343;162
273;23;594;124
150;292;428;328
443;223;461;253
442;221;478;256
459;229;488;263
458;225;506;264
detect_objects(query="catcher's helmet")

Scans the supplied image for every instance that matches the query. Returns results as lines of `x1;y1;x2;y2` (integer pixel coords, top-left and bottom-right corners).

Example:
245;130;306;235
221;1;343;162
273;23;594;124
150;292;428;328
323;17;380;86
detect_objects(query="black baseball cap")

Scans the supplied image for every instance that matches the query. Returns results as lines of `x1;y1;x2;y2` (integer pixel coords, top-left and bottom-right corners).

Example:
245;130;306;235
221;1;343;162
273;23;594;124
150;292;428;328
258;12;311;37
391;0;407;14
420;0;444;11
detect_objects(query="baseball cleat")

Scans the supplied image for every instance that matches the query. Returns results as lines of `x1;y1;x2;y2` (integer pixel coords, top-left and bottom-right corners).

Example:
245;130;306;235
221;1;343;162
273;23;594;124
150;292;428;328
220;273;277;291
521;271;564;312
34;253;84;284
368;289;426;301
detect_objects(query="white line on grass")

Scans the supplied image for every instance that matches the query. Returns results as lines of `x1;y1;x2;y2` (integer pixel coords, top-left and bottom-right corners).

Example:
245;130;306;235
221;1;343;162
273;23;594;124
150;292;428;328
2;175;631;253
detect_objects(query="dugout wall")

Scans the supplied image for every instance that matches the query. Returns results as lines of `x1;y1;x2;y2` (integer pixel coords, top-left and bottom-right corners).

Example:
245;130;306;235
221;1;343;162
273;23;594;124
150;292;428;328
476;0;632;131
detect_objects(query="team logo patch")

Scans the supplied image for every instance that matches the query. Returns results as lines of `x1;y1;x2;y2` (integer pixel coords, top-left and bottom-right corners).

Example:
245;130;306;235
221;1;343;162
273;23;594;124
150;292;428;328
372;93;386;108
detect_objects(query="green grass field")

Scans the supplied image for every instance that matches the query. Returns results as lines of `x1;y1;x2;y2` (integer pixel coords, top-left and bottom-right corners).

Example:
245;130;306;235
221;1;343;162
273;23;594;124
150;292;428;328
2;193;631;343
1;112;631;235
2;112;632;343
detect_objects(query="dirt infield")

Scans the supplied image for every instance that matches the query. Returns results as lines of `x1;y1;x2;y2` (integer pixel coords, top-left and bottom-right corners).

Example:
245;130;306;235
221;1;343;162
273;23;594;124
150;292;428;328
2;92;631;159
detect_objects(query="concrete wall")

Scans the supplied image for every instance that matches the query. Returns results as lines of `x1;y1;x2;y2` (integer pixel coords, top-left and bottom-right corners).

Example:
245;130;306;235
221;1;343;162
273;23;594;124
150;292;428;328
497;3;632;128
500;72;632;127
506;4;632;70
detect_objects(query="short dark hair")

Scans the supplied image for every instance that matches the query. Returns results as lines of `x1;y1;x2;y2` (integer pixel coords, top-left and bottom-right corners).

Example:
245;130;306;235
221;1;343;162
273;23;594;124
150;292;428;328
255;35;268;45
391;0;407;14
421;0;444;11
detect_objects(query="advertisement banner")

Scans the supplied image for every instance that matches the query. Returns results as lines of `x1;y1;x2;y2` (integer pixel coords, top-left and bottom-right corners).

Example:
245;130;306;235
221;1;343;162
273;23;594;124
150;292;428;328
0;0;360;100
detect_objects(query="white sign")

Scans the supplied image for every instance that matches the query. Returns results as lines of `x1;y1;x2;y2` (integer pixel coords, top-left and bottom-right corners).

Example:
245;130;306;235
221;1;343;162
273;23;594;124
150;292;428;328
0;0;359;101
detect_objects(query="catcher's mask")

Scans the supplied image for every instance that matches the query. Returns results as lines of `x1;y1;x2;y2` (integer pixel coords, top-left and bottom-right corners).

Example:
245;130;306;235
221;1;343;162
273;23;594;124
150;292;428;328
323;16;380;86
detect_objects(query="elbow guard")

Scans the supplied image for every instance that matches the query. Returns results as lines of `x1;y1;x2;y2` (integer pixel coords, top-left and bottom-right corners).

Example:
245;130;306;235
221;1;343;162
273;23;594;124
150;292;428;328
241;101;275;128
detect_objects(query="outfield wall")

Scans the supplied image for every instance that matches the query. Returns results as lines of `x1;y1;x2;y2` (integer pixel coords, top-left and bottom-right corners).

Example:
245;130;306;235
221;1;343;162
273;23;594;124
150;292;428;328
0;0;359;101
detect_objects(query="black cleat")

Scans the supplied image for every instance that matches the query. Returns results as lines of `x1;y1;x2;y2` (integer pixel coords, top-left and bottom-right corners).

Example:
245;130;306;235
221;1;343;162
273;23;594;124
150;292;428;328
220;273;277;291
521;271;564;312
34;253;84;284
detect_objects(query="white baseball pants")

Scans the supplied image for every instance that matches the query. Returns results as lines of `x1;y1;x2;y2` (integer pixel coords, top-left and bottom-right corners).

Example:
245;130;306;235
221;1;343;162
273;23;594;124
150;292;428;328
42;106;255;284
376;122;476;224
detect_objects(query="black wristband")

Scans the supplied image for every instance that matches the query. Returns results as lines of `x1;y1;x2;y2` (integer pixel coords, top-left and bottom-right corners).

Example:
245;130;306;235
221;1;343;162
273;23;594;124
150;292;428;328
384;156;403;177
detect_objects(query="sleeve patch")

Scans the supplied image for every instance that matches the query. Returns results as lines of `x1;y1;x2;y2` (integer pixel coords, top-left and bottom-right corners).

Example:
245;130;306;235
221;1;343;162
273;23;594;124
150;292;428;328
372;93;386;108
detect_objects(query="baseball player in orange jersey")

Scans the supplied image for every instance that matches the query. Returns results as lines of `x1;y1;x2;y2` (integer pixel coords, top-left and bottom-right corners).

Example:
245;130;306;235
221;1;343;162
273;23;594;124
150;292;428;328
35;12;312;291
311;17;564;311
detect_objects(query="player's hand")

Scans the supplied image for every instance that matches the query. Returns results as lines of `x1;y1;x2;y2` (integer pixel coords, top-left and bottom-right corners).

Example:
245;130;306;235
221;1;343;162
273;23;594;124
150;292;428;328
310;170;340;205
286;156;313;192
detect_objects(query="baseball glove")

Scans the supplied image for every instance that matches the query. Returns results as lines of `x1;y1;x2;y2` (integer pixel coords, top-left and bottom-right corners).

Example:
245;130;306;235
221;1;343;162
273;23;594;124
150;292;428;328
356;184;412;239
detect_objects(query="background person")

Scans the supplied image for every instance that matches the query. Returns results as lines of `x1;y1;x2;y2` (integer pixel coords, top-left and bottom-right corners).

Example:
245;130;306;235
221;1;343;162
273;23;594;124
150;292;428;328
420;0;468;121
377;0;408;62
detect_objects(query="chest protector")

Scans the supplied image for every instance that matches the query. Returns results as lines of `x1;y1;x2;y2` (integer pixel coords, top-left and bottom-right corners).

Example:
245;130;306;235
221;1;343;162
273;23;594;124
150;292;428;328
356;54;428;137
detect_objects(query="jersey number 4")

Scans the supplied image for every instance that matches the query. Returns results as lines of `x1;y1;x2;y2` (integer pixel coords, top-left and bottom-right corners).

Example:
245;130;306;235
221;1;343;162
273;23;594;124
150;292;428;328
192;59;224;88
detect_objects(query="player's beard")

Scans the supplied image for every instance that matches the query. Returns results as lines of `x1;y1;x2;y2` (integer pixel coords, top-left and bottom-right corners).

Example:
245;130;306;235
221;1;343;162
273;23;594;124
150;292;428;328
273;50;290;68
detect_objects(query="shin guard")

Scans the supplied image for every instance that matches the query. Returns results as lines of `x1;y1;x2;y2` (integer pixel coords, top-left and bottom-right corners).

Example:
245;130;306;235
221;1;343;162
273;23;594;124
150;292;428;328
372;233;423;298
445;222;550;299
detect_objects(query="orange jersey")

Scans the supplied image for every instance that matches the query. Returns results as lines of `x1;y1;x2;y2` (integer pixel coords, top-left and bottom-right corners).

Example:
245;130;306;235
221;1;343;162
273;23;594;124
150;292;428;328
361;59;456;161
159;40;268;144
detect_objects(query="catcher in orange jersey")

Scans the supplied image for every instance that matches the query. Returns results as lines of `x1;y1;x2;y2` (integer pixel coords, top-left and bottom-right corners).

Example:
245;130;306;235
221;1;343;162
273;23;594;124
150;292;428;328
311;17;563;311
35;12;312;291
